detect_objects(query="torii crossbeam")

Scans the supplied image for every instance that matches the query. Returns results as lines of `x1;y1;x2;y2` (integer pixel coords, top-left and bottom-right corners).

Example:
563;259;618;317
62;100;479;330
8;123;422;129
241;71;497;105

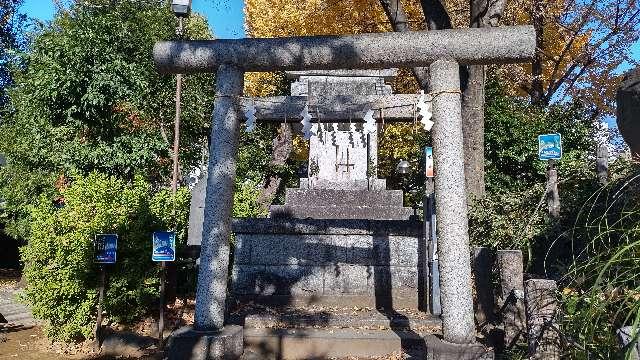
154;25;535;356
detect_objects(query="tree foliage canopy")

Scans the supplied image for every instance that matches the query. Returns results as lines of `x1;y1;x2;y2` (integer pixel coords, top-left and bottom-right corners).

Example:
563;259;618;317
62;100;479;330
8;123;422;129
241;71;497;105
0;0;26;107
0;0;215;238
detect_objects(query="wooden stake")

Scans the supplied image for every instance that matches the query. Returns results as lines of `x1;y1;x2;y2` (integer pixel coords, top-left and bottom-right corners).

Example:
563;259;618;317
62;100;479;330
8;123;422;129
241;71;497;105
546;159;560;218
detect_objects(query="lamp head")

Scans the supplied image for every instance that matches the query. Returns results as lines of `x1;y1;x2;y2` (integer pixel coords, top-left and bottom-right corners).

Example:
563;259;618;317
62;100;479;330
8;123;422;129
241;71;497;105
395;159;411;175
171;0;192;17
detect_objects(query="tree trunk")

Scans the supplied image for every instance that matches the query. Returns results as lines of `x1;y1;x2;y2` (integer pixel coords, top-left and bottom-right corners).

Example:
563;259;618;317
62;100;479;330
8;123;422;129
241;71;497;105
462;0;507;199
257;123;292;212
379;0;430;89
530;0;545;105
380;0;505;200
461;0;507;199
461;64;485;199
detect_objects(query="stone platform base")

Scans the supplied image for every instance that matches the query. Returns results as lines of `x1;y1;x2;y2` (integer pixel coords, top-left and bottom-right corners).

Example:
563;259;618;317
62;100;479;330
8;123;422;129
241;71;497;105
167;325;243;360
230;218;427;310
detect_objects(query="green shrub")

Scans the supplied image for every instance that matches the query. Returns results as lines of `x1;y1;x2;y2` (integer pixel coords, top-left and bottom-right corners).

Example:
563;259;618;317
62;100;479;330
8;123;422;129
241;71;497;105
233;179;268;218
21;172;190;341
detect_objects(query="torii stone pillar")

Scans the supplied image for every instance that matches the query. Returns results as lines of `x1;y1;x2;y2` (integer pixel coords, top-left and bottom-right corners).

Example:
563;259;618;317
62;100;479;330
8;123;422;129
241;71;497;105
430;59;475;343
154;25;535;357
195;65;244;330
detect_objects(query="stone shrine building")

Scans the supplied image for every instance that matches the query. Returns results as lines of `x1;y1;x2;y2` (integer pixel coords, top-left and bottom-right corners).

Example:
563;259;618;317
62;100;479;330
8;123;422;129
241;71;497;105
228;71;427;313
270;70;413;220
188;71;435;356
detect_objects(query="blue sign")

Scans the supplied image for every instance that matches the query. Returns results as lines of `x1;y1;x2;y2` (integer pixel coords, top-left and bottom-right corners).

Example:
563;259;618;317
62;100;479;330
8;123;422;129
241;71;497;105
152;231;176;262
538;133;562;160
95;234;117;264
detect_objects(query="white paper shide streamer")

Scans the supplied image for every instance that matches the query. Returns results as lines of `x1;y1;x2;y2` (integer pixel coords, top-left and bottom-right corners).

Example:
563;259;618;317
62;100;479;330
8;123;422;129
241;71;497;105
417;90;433;131
301;105;314;139
363;109;376;134
244;101;257;132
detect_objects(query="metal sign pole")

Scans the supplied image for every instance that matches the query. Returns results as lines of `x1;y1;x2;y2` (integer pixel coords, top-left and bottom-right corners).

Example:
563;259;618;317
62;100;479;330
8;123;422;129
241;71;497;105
427;177;441;316
94;265;106;350
153;231;175;348
158;261;166;347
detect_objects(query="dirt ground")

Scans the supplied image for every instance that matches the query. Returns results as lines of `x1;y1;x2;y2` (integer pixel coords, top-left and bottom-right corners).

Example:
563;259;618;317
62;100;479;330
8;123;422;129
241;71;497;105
0;325;410;360
0;324;166;360
0;325;75;360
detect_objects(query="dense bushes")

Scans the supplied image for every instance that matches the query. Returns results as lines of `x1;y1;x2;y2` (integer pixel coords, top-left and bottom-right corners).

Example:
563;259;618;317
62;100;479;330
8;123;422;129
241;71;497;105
21;173;190;341
469;77;598;271
468;78;640;357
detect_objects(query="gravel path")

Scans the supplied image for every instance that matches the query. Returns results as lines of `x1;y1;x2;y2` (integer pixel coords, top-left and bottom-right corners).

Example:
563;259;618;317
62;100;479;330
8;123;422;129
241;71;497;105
0;288;36;326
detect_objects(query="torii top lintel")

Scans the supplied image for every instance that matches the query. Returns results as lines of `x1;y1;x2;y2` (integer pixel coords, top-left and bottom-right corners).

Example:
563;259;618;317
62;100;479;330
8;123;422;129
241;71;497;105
154;25;535;74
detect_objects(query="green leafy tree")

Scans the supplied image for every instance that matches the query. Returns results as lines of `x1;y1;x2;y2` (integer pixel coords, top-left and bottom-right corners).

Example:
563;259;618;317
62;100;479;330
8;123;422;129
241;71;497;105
0;0;214;239
470;77;598;265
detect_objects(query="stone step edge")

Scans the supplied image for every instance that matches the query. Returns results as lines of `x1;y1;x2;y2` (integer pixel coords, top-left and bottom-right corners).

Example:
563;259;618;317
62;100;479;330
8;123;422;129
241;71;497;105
230;218;423;236
243;313;442;330
284;189;404;207
272;204;412;209
270;205;415;213
269;205;415;220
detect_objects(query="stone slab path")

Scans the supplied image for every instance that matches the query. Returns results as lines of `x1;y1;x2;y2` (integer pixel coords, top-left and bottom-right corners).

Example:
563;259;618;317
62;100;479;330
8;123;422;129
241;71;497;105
0;288;37;326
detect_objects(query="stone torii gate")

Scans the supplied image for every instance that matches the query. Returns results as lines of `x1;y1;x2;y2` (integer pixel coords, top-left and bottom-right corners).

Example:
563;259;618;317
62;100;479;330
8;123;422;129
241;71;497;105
154;26;535;358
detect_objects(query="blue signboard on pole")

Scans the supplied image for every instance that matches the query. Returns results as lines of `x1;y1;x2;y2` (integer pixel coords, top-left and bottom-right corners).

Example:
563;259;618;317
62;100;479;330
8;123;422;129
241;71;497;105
538;133;562;160
95;234;117;264
152;231;176;262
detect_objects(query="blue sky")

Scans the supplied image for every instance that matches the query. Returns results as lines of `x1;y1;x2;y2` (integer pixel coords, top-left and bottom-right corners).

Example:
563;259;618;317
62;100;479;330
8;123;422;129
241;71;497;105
19;0;246;38
19;1;638;68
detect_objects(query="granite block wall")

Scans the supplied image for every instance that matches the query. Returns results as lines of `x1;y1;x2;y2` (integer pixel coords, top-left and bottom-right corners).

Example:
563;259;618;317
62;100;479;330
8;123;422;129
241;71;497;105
230;218;426;308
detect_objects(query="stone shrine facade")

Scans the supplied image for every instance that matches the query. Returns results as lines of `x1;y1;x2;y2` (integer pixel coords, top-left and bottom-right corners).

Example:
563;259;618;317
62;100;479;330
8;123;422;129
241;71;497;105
270;70;413;220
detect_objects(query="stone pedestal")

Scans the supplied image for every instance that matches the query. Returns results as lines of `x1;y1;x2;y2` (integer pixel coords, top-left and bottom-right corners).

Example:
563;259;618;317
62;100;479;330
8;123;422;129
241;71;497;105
497;250;525;347
167;325;244;360
524;279;560;359
229;218;427;309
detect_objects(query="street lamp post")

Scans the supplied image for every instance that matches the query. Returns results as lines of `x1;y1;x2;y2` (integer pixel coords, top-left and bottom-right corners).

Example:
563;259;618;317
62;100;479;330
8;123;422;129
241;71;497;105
158;0;192;349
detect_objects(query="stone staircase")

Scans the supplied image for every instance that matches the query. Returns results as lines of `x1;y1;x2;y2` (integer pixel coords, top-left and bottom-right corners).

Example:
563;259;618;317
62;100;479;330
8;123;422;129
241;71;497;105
269;188;415;221
231;303;492;359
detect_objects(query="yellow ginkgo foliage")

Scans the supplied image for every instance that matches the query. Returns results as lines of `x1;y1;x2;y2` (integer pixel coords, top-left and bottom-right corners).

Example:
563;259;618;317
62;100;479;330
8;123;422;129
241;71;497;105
243;0;425;96
244;0;426;170
243;0;614;175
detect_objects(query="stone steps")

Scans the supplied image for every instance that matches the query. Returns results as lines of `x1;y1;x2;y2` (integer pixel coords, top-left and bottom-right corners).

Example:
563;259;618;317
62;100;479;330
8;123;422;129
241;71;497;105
0;289;36;326
228;303;440;330
270;205;414;220
299;178;388;190
284;188;404;207
242;329;493;359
